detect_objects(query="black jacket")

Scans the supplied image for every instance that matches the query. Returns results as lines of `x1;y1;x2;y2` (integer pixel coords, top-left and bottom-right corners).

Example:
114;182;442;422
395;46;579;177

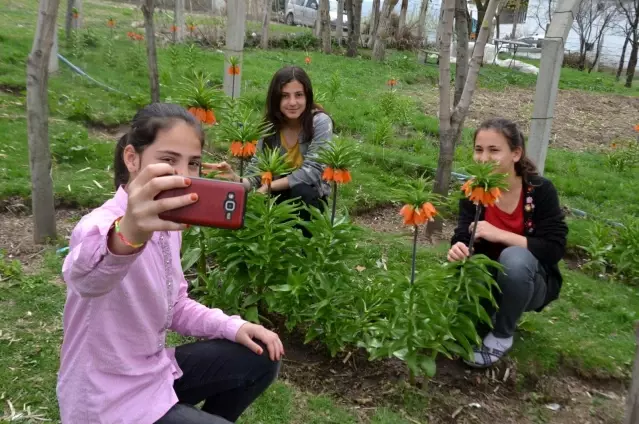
451;175;568;311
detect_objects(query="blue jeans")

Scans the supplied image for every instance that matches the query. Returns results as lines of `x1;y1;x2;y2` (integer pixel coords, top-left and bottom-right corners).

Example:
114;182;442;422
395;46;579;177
491;246;548;338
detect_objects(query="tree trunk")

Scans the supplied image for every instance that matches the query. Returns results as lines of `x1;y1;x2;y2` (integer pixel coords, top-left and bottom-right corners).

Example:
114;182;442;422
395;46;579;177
261;0;272;49
617;36;630;81
589;33;604;73
65;0;74;41
367;0;381;48
175;0;185;42
372;0;400;61
336;0;344;46
494;8;500;41
432;0;499;234
346;0;363;57
454;0;469;107
320;0;331;53
417;0;429;45
474;0;487;39
510;0;521;39
142;0;160;103
626;325;639;424
27;0;60;244
397;0;408;43
626;39;638;88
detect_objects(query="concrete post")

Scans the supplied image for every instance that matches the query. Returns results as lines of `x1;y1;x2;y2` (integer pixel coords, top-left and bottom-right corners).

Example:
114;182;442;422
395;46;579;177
224;0;247;98
528;0;581;175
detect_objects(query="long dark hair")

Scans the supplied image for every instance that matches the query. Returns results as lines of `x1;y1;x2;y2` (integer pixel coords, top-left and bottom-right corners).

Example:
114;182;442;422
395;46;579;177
473;118;538;183
263;66;328;147
113;103;205;188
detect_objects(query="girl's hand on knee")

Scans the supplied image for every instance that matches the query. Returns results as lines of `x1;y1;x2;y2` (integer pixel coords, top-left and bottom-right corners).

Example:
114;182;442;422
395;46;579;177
119;163;197;244
236;323;285;361
447;242;469;262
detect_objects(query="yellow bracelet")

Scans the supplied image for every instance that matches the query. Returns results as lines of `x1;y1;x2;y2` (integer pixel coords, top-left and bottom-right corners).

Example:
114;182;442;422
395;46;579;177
113;217;145;249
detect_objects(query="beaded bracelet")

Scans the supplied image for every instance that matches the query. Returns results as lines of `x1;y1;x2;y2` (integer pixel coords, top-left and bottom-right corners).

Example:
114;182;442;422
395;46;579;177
113;216;145;249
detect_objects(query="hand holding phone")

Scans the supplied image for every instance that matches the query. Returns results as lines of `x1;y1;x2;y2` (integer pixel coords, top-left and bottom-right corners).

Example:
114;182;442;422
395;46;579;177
154;177;247;230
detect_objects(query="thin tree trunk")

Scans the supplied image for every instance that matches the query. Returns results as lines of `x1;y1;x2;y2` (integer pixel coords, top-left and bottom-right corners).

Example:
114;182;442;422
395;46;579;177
65;0;74;41
589;33;604;73
474;0;487;39
320;0;331;53
336;0;344;46
262;0;272;49
175;0;185;42
346;0;363;57
27;0;60;243
617;36;630;81
510;0;521;39
432;0;499;235
367;0;381;48
417;0;429;45
626;39;638;88
397;0;408;43
372;0;400;61
454;0;469;107
142;0;160;103
626;325;639;424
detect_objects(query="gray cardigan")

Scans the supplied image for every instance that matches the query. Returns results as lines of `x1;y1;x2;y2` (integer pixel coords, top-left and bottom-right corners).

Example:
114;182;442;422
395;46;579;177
246;112;333;198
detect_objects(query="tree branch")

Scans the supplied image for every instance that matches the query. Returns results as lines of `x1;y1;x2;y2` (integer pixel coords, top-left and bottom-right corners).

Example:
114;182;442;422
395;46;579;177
438;0;455;133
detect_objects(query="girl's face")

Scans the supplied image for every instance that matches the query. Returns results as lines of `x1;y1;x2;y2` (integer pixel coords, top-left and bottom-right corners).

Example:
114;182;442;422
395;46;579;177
124;120;202;182
279;80;307;122
473;129;521;176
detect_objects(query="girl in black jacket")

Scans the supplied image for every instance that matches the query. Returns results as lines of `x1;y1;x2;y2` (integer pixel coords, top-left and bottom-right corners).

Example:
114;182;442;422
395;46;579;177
449;118;568;368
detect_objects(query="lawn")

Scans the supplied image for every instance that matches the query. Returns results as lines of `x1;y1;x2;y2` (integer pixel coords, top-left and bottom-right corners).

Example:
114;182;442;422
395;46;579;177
1;0;638;422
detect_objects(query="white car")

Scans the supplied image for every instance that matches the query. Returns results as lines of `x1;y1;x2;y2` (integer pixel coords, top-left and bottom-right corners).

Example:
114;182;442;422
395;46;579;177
285;0;348;32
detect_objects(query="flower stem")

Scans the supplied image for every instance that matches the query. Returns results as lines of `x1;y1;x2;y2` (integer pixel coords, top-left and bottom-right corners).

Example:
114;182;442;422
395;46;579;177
467;205;483;255
268;183;271;197
239;157;244;180
330;181;337;225
231;74;236;99
411;225;418;285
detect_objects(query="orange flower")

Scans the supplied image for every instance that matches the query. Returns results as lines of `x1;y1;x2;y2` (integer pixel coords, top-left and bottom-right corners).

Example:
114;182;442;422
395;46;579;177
196;108;207;123
204;109;216;125
400;202;437;226
261;171;273;186
461;179;473;196
242;141;257;157
322;167;334;181
72;12;79;19
305;56;311;65
228;65;241;75
634;124;639;132
107;18;115;28
387;79;397;87
332;169;352;184
187;24;196;32
170;25;178;33
230;141;243;157
484;187;501;206
468;187;485;205
127;31;135;40
611;142;617;149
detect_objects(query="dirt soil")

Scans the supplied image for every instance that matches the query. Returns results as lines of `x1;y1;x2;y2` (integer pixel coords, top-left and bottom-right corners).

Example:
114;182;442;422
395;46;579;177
416;86;639;151
276;323;626;424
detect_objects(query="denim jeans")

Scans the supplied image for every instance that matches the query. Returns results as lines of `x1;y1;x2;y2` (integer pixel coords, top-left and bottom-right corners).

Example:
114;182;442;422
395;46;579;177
490;246;548;338
155;339;280;424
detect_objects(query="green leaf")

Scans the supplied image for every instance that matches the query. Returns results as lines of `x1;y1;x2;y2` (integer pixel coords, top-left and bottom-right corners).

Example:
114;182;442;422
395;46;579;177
419;355;437;377
245;305;259;323
180;247;202;271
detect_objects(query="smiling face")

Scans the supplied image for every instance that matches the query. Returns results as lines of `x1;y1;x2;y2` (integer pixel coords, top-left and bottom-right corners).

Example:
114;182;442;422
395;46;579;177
124;120;203;181
279;80;307;122
473;128;522;176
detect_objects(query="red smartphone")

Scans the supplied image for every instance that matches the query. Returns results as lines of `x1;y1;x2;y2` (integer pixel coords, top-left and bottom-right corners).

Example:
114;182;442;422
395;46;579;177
155;177;247;230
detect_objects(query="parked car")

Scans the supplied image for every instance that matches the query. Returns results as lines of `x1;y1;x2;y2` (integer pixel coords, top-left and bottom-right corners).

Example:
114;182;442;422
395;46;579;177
285;0;348;32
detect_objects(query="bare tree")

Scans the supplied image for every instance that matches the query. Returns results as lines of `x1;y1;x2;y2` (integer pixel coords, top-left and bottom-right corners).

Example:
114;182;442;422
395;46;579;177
627;325;639;424
320;0;332;53
337;0;344;45
572;0;618;71
531;0;556;33
175;0;185;42
262;0;272;49
616;21;633;80
433;0;500;225
367;0;381;47
617;0;639;87
27;0;60;243
454;0;469;106
345;0;364;56
473;0;489;39
65;0;82;41
397;0;409;42
142;0;160;102
373;0;400;61
417;0;430;44
510;0;522;38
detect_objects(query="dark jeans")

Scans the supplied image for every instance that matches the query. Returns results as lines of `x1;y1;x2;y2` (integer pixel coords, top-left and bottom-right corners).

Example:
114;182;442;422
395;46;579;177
483;246;548;339
155;339;281;424
273;183;327;237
